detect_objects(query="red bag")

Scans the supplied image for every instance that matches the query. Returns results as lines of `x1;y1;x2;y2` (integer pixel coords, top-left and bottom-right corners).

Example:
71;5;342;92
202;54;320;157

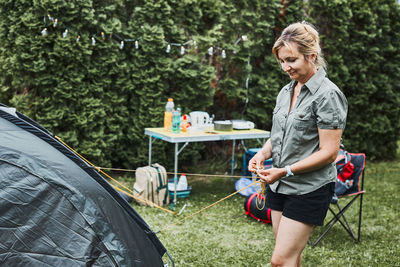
338;161;354;181
336;150;355;182
244;193;272;224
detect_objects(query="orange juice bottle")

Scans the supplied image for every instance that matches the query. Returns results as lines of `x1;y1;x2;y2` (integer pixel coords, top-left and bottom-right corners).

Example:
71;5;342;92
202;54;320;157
164;98;174;131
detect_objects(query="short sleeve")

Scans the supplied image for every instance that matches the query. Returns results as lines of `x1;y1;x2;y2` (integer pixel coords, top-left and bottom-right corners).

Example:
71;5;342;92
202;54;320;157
316;89;348;129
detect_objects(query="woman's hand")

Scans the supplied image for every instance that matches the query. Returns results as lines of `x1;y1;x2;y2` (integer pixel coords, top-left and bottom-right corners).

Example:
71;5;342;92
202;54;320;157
248;140;272;174
256;167;286;184
248;152;267;173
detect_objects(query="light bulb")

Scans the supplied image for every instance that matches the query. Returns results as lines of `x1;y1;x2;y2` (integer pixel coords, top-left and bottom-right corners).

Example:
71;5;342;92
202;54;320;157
221;49;226;59
208;47;213;56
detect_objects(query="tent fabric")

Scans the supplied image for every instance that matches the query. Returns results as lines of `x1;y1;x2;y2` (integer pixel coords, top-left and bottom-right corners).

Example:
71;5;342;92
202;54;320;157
0;105;167;266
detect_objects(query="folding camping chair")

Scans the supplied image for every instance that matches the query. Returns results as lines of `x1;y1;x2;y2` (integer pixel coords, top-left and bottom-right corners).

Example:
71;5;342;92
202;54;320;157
310;152;366;247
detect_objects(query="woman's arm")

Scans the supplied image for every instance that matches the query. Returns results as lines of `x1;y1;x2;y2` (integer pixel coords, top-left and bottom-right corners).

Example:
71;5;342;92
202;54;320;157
257;128;342;184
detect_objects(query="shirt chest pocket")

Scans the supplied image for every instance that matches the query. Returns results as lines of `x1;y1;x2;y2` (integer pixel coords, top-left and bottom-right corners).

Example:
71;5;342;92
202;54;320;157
293;108;316;131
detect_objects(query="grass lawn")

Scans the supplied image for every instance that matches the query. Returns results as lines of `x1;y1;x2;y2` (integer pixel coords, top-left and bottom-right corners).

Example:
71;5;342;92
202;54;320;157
120;158;400;266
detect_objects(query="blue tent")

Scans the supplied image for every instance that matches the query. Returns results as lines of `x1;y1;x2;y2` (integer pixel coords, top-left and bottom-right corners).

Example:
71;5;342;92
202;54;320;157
0;104;172;266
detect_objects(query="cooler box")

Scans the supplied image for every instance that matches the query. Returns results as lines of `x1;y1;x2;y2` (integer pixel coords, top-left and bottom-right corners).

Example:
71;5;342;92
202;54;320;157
168;179;192;198
242;148;273;177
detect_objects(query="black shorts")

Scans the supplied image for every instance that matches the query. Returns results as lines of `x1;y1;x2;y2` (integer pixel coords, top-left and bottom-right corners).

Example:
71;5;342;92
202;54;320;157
266;182;335;226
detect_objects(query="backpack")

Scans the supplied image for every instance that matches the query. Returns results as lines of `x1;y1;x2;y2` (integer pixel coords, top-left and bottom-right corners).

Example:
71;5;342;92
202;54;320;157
335;149;355;195
244;193;272;224
133;163;169;207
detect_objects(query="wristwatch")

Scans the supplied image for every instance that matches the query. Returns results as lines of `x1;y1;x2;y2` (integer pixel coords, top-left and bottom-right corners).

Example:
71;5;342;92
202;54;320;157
285;165;294;177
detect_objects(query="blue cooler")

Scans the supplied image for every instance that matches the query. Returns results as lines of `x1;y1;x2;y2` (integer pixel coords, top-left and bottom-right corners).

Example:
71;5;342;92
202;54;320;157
242;148;273;177
168;179;192;198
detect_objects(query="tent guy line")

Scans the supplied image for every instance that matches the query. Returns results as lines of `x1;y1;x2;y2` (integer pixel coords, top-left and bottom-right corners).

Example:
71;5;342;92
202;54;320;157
55;136;177;215
55;135;265;232
96;166;255;179
156;180;258;234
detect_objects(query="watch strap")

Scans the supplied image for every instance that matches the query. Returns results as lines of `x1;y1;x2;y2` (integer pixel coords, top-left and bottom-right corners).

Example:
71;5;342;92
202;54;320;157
285;165;294;177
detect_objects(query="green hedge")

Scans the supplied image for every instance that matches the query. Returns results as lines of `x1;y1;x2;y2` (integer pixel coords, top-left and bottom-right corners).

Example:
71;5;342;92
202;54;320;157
0;0;399;168
308;0;400;159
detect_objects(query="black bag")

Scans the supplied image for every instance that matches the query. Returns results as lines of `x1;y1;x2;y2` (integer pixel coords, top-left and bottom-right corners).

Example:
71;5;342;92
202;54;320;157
244;193;272;224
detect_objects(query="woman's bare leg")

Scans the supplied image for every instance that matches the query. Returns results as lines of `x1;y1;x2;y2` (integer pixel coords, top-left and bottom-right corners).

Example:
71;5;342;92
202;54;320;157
271;210;283;238
296;252;302;267
270;216;314;267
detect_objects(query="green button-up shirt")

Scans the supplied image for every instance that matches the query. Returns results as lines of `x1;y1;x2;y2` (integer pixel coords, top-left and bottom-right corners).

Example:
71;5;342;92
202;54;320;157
270;68;348;195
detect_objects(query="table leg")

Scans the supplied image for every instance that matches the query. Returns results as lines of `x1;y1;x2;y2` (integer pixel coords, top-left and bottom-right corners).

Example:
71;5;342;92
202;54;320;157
173;142;178;209
148;135;152;166
231;139;236;177
170;142;189;210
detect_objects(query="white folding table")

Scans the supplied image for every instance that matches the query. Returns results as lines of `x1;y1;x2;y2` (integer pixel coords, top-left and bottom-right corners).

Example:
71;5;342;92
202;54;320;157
144;127;270;209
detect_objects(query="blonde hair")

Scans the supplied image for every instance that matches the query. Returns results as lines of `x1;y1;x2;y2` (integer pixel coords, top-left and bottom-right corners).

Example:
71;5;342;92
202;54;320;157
272;21;326;69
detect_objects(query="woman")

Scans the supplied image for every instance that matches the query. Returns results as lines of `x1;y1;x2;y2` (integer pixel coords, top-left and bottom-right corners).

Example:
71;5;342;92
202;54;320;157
248;21;347;267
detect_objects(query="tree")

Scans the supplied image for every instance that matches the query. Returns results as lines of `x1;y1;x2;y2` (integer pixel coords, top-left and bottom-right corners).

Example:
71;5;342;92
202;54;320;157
0;0;398;168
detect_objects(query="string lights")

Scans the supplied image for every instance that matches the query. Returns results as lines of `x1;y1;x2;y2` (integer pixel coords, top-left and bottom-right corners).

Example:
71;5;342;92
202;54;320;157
41;28;47;36
163;39;193;55
207;46;213;56
40;14;248;59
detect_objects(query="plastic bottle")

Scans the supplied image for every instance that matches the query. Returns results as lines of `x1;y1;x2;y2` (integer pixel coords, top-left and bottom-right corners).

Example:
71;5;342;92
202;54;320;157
164;98;174;131
172;108;181;133
177;173;188;190
181;114;188;132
